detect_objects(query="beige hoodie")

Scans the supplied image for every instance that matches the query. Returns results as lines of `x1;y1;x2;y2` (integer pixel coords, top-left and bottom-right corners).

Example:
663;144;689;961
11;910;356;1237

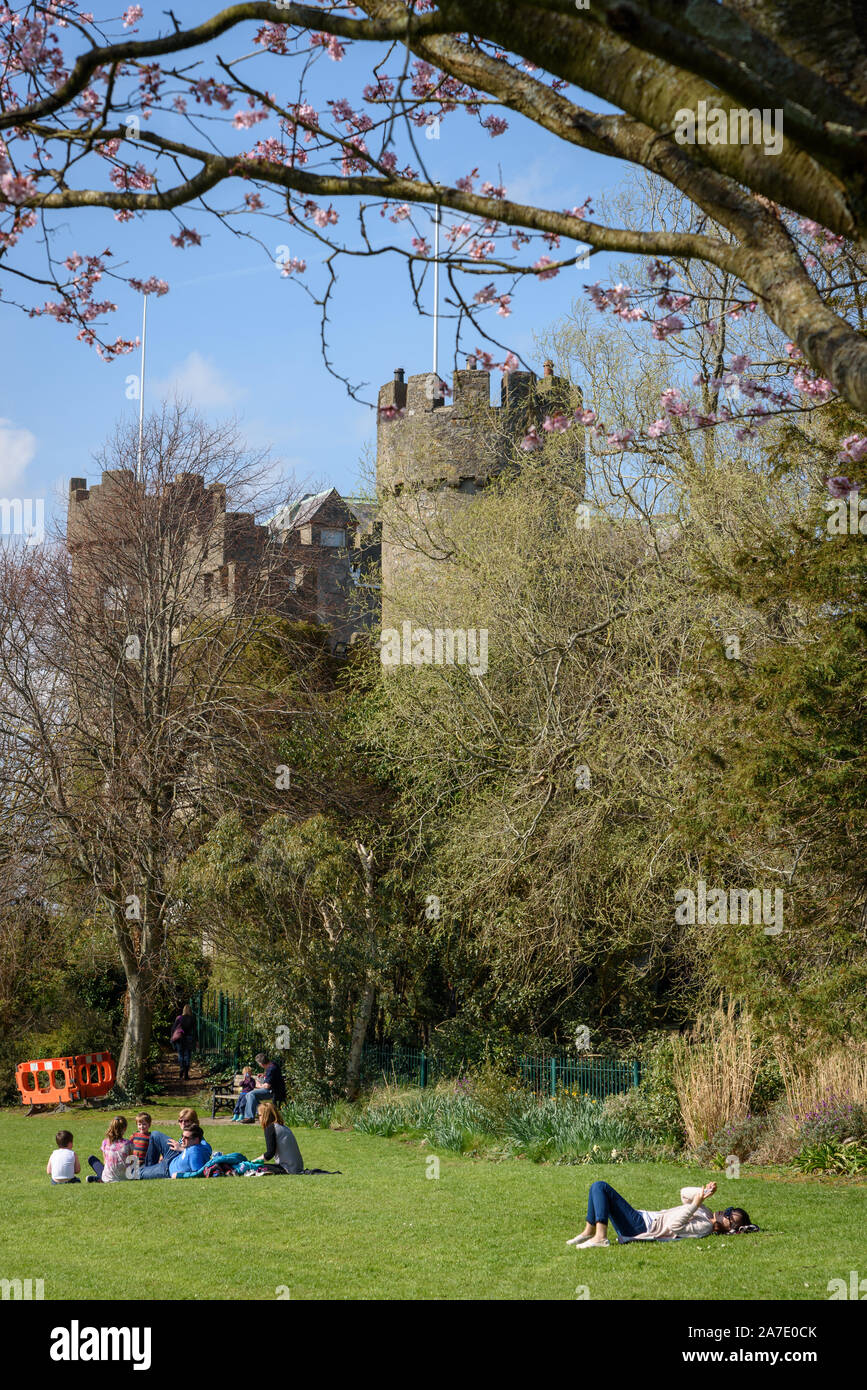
628;1187;713;1241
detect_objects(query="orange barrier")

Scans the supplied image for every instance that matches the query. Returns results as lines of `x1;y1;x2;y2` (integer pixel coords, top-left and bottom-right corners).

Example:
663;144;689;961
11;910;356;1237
16;1052;116;1111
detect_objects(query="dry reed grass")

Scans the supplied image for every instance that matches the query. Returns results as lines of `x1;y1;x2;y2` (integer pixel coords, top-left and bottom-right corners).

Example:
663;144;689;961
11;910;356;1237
671;1002;760;1148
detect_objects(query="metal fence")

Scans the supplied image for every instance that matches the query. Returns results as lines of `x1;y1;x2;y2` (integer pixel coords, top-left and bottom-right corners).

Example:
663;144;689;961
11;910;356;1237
193;994;641;1097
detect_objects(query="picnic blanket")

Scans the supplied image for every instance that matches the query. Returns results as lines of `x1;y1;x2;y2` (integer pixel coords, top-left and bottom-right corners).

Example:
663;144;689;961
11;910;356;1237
177;1150;342;1178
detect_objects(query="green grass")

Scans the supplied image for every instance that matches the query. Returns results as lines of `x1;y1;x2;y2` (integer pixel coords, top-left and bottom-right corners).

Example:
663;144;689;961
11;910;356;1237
3;1103;864;1300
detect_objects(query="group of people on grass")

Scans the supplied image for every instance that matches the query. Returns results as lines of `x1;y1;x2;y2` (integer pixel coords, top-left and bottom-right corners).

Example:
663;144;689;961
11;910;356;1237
47;1099;303;1184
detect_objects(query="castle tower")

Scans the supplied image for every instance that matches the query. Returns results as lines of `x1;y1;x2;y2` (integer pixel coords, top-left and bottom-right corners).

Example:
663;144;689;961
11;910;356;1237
376;359;582;625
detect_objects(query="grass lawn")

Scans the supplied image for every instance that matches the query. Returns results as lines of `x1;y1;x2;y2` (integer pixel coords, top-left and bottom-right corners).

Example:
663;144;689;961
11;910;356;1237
2;1102;864;1300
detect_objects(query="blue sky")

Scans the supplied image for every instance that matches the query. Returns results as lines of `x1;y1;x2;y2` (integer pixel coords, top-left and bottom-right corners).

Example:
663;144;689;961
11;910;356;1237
0;5;627;525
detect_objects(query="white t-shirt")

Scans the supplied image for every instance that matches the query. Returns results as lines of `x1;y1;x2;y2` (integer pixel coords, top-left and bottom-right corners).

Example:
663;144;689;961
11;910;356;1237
637;1209;660;1231
49;1147;77;1181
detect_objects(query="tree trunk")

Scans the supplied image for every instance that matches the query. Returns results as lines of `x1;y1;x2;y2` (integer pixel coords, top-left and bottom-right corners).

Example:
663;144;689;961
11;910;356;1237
345;980;376;1101
116;972;153;1101
345;841;377;1100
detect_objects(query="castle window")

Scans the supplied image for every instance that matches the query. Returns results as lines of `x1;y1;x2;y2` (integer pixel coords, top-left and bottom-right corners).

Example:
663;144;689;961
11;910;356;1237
319;527;346;547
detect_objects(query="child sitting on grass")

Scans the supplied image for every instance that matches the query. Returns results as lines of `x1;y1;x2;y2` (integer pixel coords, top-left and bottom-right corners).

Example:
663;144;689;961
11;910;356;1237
87;1116;136;1183
231;1067;257;1121
130;1113;151;1169
47;1130;81;1184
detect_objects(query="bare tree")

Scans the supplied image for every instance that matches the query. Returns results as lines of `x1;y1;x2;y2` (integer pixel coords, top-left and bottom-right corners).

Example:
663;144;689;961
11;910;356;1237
0;402;320;1095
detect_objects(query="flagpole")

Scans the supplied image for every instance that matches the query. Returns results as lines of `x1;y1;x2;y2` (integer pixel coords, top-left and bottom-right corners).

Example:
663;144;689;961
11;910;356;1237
136;293;148;483
433;202;440;380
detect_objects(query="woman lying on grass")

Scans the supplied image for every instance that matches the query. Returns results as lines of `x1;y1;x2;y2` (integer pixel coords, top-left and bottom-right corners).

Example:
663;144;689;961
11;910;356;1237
567;1179;758;1246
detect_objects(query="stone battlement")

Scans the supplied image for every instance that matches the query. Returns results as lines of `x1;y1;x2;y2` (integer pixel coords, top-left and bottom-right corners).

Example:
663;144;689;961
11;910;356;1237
377;360;580;494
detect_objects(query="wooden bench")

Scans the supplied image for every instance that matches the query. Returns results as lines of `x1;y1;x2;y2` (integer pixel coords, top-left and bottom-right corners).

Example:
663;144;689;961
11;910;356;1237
211;1073;246;1118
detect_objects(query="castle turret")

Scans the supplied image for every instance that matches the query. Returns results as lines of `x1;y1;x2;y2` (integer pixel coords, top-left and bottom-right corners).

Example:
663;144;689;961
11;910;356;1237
376;359;583;622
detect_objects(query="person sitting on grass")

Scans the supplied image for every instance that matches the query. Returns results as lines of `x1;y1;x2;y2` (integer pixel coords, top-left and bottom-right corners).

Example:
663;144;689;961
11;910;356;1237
87;1117;135;1183
231;1066;257;1121
251;1102;304;1174
240;1053;286;1124
168;1125;212;1178
567;1179;758;1246
47;1129;81;1185
137;1109;203;1179
130;1113;152;1170
142;1107;198;1165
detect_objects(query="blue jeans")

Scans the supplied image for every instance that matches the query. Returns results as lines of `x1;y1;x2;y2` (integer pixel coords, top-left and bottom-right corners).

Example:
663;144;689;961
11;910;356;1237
139;1130;179;1178
174;1042;192;1070
586;1181;647;1239
242;1088;272;1121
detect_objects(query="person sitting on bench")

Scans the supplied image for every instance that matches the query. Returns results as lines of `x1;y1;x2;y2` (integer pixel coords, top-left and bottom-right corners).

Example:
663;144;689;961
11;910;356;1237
240;1053;286;1123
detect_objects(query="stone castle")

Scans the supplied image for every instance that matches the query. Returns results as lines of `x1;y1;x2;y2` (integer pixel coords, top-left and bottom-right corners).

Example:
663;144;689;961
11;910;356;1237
66;358;580;648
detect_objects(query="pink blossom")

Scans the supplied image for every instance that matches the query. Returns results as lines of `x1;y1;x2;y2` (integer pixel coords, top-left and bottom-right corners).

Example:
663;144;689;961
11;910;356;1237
798;219;822;238
534;257;559;280
660;388;688;417
469;239;496;261
574;408;596;426
648;419;669;438
129;276;168;295
607;429;636;450
839;435;867;465
170;227;201;249
114;210;135;223
389;203;411;223
652;314;684;341
542;414;571;433
0;172;38;203
232;109;268;129
245;192;264;211
793;369;834;402
411;237;431;257
312;205;338;228
482;115;508;137
825;474;859;497
785;342;801;360
473;350;496;370
481;181;506;199
521;426;543;451
501;352;520;375
279;256;306;277
474;284;498;306
730;354;751;373
311;32;346;61
456;169;479;192
379;405;405;421
122;4;144;26
704;319;717;335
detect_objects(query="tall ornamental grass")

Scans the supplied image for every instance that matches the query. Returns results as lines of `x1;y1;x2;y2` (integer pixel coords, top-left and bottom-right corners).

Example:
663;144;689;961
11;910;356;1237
670;1003;759;1149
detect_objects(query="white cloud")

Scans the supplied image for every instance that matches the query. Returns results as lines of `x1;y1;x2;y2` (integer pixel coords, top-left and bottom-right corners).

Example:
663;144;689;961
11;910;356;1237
151;351;247;409
0;418;37;491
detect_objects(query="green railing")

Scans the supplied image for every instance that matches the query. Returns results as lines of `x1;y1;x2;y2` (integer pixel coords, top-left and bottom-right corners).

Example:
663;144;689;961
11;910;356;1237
194;990;262;1072
193;994;641;1097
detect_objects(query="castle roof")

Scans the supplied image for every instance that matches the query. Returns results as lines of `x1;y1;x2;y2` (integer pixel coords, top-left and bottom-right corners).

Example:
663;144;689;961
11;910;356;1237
269;488;340;534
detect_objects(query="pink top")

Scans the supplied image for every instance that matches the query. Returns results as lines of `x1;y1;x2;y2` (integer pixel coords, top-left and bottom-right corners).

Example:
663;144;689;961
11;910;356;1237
101;1137;134;1181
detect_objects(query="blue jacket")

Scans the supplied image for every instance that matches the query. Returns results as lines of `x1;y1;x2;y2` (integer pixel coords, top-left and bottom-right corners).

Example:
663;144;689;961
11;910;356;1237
169;1141;212;1177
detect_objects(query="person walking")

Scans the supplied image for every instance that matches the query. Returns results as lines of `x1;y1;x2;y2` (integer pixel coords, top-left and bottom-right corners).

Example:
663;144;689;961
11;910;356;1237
171;1003;196;1081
